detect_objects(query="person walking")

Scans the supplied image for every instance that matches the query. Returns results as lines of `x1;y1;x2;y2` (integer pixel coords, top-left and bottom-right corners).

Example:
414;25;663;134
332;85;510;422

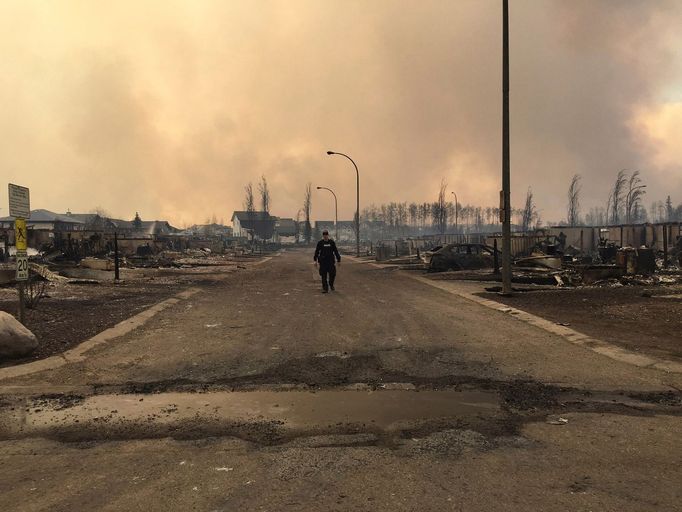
314;230;341;293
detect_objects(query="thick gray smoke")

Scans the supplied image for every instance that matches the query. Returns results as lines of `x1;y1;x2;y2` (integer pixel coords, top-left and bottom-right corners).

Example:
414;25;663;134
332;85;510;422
0;0;680;224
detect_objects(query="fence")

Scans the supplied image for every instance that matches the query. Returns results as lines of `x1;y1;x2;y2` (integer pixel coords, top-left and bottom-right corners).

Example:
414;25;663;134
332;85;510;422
375;222;682;261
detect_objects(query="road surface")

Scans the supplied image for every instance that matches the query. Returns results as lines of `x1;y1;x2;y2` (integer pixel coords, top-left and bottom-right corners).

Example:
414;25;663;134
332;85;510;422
0;249;680;511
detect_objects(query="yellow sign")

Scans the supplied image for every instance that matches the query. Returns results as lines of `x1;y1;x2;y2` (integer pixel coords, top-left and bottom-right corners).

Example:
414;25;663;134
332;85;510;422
15;218;27;251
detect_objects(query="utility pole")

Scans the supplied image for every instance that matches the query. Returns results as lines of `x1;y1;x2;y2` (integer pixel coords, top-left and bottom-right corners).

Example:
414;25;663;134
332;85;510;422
501;0;513;295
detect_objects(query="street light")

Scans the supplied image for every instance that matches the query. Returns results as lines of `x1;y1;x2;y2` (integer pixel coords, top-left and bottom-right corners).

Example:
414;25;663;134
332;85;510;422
327;151;360;257
316;186;338;241
451;191;459;235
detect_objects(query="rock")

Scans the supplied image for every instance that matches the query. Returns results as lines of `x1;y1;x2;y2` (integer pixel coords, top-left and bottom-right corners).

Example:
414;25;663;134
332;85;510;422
0;312;38;359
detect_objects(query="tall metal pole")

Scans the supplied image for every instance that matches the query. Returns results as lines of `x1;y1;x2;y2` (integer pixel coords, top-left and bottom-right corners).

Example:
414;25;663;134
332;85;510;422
501;0;513;295
327;151;360;256
317;186;339;240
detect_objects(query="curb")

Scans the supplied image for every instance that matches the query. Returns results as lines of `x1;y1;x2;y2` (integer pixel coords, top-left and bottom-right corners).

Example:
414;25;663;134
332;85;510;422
0;287;201;381
367;261;682;374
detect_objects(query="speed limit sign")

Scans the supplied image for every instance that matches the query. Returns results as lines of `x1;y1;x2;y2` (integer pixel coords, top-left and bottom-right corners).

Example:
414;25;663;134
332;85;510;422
16;250;28;281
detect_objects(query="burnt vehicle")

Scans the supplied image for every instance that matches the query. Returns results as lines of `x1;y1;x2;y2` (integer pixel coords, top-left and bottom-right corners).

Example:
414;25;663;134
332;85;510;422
427;243;499;272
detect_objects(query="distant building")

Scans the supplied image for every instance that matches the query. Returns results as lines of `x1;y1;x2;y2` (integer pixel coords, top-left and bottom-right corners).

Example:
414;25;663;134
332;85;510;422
0;209;180;238
0;209;86;232
336;221;356;242
64;213;178;237
231;211;277;241
314;220;335;239
275;218;297;244
183;223;233;237
313;220;355;241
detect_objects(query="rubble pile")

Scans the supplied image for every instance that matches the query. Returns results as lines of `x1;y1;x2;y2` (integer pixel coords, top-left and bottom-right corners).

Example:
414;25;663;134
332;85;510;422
420;234;682;289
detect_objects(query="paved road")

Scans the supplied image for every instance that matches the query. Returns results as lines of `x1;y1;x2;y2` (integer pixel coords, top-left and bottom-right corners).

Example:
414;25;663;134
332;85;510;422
1;249;680;511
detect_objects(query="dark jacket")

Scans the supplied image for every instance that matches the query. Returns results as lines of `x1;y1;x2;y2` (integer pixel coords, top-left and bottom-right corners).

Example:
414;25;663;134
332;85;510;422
314;239;341;265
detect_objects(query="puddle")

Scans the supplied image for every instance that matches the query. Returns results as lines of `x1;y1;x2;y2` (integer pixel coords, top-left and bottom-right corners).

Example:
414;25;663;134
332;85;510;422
3;390;500;439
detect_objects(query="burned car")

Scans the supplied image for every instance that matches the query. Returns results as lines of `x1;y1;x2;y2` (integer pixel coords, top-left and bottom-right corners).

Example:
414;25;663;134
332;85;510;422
427;243;499;272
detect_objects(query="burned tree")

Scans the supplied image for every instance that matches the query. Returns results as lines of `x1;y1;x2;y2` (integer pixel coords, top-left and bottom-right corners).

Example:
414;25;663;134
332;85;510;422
408;203;418;228
625;171;646;223
521;187;536;232
132;212;142;229
567;174;581;226
243;183;255;212
666;195;674;222
258;175;271;213
608;170;628;224
303;182;312;243
244;182;255;241
432;179;448;235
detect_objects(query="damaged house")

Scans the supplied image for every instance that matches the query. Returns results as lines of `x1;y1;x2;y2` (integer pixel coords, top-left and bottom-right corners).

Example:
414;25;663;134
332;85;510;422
231;211;277;242
274;218;297;244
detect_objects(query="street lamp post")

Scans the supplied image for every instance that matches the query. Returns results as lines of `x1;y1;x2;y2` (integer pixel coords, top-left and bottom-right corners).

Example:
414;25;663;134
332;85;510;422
327;151;360;257
316;186;338;241
451;191;459;235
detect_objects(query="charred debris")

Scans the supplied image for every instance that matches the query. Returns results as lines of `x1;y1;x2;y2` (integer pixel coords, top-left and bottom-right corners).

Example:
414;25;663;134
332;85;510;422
372;223;682;289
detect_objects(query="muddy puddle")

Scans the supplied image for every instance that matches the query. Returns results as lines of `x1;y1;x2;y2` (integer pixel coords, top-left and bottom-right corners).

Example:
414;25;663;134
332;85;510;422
1;389;500;440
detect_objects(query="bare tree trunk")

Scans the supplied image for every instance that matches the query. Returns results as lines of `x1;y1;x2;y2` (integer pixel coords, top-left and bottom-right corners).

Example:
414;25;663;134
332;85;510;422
258;175;270;214
521;187;536;232
610;170;627;224
303;183;312;243
567;174;581;226
244;182;255;241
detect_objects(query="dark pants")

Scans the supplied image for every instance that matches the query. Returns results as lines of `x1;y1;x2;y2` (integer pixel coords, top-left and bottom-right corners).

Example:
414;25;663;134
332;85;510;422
319;262;336;290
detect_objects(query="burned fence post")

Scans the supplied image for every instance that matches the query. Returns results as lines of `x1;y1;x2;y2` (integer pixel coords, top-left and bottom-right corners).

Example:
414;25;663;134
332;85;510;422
493;238;500;274
18;282;26;325
663;224;668;268
114;232;120;281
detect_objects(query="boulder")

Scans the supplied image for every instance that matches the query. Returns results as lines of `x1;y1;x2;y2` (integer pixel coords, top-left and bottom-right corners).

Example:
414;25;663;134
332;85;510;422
0;312;38;359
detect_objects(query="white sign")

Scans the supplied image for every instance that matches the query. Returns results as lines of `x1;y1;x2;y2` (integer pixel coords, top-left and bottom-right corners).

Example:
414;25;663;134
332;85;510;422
16;250;28;281
8;183;30;218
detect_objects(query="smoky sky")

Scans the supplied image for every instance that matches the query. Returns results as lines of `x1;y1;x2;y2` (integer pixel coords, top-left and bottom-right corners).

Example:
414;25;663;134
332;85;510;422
1;0;681;226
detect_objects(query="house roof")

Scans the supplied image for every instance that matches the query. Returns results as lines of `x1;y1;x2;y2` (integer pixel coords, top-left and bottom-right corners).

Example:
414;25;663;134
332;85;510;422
0;209;86;224
232;211;276;238
0;211;179;235
232;211;274;222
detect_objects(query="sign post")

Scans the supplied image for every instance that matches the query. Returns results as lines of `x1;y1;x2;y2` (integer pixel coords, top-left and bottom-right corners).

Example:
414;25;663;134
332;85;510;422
8;184;30;324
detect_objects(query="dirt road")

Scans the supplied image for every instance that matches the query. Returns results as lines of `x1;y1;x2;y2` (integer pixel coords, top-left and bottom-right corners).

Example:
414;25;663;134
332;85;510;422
1;249;680;511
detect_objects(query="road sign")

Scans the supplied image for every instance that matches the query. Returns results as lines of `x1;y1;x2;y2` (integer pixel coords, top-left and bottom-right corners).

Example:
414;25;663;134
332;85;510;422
8;183;30;218
16;250;28;281
14;218;27;251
